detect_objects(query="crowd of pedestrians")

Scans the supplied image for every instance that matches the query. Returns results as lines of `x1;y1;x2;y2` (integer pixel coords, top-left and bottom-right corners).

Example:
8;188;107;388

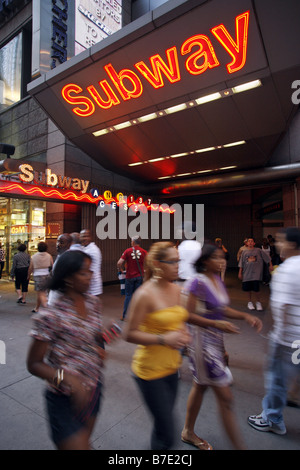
0;226;299;450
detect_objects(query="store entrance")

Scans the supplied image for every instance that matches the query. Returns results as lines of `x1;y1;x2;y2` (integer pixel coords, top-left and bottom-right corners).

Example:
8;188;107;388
0;197;46;278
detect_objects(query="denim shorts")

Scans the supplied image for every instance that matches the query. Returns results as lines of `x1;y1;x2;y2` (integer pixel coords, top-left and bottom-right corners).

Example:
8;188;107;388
45;382;102;446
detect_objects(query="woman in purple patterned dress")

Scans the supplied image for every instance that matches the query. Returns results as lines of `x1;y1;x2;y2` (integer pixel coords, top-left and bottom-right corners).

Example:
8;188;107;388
27;250;106;450
181;244;262;450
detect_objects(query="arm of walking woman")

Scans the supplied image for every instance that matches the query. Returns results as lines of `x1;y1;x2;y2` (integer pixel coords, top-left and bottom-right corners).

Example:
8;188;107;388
186;293;240;334
225;306;262;333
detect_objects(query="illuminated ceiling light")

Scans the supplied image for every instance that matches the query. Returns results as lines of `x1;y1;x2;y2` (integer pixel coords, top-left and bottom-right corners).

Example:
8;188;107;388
93;79;262;138
165;103;188;114
128;162;144;167
195;146;215;153
137;112;157;122
114;121;132;130
177;172;192;177
158;175;171;180
170;152;189;158
195;92;222;105
148;157;165;163
223;140;246;147
219;165;237;170
93;128;110;137
197;169;213;173
232;79;262;94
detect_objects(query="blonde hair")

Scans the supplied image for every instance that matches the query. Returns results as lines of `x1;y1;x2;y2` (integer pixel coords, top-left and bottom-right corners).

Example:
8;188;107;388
144;241;175;281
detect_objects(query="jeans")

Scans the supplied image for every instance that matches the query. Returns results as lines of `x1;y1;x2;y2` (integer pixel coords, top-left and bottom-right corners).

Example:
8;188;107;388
262;340;300;426
122;276;143;319
134;372;178;450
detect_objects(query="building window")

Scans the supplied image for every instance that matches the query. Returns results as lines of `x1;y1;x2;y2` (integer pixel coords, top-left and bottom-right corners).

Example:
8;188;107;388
0;32;22;109
0;22;32;111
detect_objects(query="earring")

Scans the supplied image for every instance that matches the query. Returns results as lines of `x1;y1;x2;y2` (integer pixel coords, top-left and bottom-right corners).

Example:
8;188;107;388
153;267;163;281
65;279;73;289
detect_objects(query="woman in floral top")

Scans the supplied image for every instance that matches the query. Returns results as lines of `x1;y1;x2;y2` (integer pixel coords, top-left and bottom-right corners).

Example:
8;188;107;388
27;250;105;450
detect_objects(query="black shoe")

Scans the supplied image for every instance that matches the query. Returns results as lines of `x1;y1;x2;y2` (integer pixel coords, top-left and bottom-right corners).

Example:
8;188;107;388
17;297;23;303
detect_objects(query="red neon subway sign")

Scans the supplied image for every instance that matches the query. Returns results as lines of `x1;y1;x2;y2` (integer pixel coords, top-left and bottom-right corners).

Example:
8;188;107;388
0;182;175;213
61;11;250;118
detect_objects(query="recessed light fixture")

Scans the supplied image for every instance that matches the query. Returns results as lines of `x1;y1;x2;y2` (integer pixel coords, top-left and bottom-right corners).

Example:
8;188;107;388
219;165;237;170
92;80;262;137
128;161;144;167
232;79;262;94
128;140;245;168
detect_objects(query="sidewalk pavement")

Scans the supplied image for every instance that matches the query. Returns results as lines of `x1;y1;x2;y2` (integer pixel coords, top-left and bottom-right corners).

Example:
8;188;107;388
0;271;299;451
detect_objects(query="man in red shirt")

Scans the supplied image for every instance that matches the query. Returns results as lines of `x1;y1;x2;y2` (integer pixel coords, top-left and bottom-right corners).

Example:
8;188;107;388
117;236;147;320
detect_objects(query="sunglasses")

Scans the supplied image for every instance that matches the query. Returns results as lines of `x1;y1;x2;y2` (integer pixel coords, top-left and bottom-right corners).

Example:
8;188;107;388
159;259;180;265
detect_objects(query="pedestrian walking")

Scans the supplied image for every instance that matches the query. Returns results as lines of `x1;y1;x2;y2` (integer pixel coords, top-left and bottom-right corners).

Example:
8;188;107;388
80;229;102;297
27;250;105;450
181;243;262;450
215;238;229;282
124;241;191;450
0;242;5;278
124;241;217;450
10;243;30;304
48;233;72;306
28;241;53;313
248;227;300;435
117;236;147;320
238;237;273;311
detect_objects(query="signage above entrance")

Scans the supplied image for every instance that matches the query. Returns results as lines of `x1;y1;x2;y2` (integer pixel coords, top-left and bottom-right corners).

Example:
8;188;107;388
62;11;250;118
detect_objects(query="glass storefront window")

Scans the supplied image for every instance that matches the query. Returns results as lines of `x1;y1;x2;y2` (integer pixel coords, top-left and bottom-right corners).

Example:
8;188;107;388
0;197;46;277
0;32;22;110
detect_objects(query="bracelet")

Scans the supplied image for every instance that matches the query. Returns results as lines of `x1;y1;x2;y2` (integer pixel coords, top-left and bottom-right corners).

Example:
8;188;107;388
157;334;165;346
53;368;64;388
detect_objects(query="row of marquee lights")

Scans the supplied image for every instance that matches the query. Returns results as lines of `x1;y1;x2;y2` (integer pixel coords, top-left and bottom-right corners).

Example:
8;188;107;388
129;139;246;179
61;11;251;121
94;79;262;138
0;182;175;213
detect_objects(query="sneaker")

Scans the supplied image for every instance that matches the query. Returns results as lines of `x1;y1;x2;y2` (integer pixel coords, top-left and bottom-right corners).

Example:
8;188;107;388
247;301;255;310
256;302;263;311
248;414;286;435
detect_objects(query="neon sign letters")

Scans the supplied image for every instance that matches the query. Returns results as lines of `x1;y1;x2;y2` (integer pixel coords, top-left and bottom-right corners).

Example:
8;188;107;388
61;11;250;118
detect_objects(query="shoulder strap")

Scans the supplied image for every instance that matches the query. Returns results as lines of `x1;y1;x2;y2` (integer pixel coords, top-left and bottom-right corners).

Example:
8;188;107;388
132;247;143;278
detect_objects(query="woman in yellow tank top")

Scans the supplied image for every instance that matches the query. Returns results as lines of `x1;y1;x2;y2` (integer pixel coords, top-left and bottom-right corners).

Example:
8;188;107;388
124;241;212;450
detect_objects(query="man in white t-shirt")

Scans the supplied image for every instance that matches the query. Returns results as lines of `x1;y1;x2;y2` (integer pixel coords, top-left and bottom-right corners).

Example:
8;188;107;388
80;229;102;296
248;227;300;436
177;222;202;282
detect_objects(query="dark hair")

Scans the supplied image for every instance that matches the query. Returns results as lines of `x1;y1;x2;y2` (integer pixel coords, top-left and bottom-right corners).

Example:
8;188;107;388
280;227;300;249
38;241;48;252
194;243;218;273
18;243;27;252
48;250;91;291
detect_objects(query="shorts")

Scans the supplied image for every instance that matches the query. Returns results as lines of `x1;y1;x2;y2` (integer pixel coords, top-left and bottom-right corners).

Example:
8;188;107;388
242;280;260;292
45;382;102;446
33;275;49;291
